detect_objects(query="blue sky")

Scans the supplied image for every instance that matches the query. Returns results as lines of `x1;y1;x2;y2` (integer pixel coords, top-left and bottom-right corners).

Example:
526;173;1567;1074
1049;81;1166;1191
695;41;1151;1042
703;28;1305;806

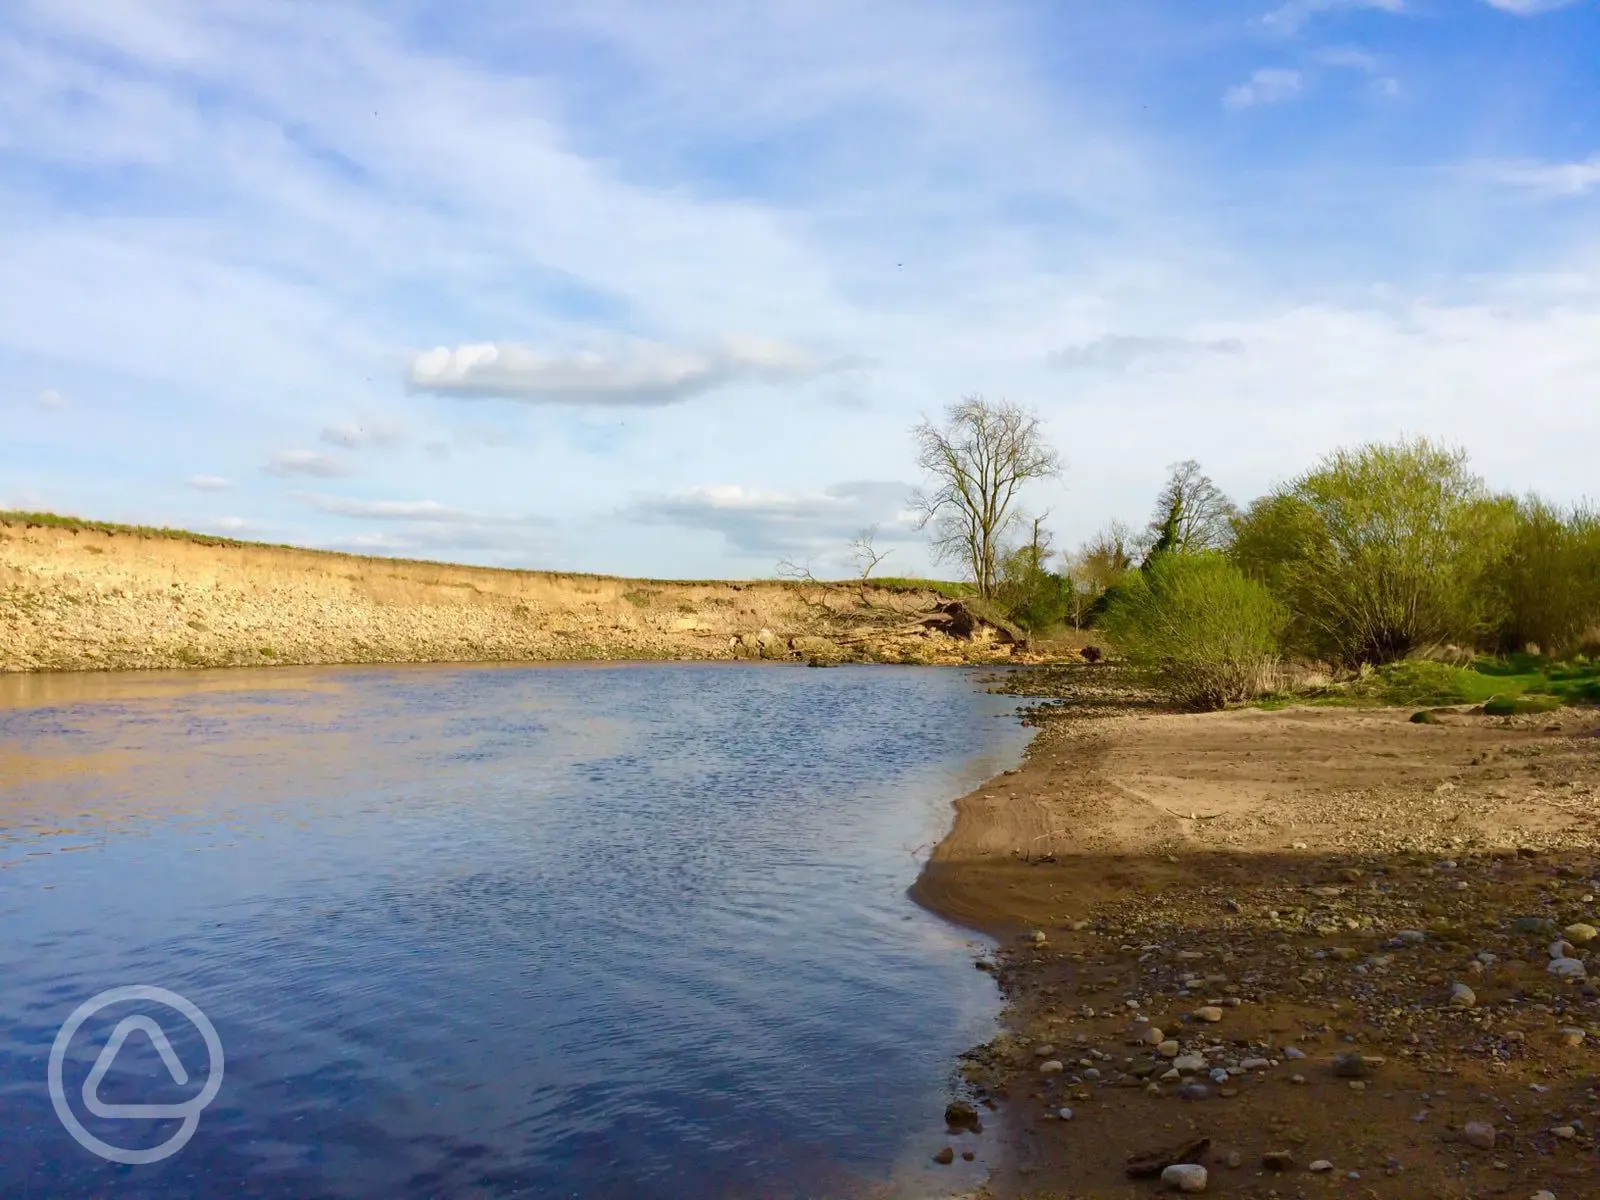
3;0;1598;578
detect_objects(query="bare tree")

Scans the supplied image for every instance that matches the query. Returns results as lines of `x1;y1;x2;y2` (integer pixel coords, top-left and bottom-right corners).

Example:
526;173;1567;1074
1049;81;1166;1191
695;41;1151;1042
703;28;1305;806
909;396;1062;598
848;525;893;582
1144;460;1237;557
774;556;818;583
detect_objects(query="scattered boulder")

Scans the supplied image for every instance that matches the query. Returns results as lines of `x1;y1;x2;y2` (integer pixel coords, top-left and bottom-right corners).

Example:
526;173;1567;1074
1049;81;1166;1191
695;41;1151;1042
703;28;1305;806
944;1100;981;1133
1463;1122;1496;1150
1161;1163;1208;1193
1548;958;1588;981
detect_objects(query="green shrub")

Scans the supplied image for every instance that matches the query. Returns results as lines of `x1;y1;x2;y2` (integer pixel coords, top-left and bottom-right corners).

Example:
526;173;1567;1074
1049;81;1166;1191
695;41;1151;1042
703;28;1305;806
1482;694;1562;716
1230;439;1511;667
1100;551;1286;710
1488;499;1600;657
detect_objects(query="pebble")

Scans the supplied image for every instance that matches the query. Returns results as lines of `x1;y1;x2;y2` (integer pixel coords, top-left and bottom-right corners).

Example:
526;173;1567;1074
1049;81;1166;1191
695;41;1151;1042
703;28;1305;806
1034;1044;1056;1057
1173;1054;1207;1073
1240;1057;1271;1070
1157;1040;1180;1058
1333;1052;1379;1078
1464;1122;1496;1150
1030;930;1047;944
1039;1060;1064;1074
1193;1006;1224;1023
1449;982;1477;1009
1224;1150;1241;1168
1531;1192;1556;1200
1160;1163;1207;1192
1142;1027;1166;1045
1556;1027;1586;1047
1565;923;1597;944
1397;930;1428;944
1177;1083;1211;1101
933;1147;954;1165
1057;1106;1073;1121
1309;1159;1333;1172
1283;1047;1306;1060
1552;1125;1575;1140
1548;958;1587;981
1262;1150;1294;1171
1549;940;1575;960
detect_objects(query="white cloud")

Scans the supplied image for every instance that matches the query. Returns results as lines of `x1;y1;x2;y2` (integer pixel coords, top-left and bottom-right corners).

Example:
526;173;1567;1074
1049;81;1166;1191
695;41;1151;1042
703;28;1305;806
1482;0;1583;13
1051;334;1245;372
1224;68;1305;110
36;388;66;409
627;480;919;559
320;418;407;449
1313;47;1379;72
262;448;353;478
1372;76;1401;97
1478;155;1600;197
1260;0;1405;36
300;494;480;522
405;337;848;405
187;474;234;491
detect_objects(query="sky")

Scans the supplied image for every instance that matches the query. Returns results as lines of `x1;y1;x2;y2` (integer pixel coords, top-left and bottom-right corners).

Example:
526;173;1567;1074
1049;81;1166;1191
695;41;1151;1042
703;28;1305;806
3;0;1598;579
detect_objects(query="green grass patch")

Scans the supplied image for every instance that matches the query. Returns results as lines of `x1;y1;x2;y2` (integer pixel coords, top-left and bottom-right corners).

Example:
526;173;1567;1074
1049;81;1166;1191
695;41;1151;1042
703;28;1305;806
1256;654;1600;712
868;577;975;598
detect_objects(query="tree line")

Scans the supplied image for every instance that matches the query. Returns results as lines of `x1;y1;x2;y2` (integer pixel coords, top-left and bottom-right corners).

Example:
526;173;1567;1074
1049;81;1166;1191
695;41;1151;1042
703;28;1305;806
902;397;1600;708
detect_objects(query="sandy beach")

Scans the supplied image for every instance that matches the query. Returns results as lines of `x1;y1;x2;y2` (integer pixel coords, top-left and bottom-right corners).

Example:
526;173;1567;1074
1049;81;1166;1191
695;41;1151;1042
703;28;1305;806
914;664;1600;1198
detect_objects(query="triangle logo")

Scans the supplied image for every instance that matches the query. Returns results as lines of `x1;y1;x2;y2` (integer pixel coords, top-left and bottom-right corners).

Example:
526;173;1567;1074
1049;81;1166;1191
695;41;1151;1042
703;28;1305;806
82;1015;193;1119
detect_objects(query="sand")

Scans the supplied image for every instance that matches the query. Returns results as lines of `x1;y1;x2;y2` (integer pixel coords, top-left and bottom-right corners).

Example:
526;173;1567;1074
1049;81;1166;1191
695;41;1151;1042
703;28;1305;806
913;665;1600;1198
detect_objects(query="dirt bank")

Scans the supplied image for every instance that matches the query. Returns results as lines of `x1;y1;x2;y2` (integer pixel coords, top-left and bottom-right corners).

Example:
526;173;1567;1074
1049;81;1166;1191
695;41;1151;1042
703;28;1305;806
914;666;1600;1199
0;515;1026;672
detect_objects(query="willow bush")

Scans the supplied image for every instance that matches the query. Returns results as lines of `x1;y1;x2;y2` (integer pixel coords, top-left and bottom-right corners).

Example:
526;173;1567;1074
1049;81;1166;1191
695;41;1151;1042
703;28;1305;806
1100;551;1286;710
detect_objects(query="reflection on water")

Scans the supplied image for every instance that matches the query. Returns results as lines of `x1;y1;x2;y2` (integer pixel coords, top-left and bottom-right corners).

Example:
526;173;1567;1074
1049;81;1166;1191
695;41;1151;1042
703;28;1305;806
0;663;1029;1198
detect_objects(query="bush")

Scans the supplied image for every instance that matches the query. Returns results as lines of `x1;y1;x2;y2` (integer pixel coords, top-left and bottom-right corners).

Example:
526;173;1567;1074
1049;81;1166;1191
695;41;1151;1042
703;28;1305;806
1229;439;1511;667
1100;551;1286;709
1488;499;1600;657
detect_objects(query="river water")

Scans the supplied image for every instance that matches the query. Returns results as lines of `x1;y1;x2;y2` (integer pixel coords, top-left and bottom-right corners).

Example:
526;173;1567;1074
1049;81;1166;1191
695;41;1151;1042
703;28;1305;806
0;663;1030;1199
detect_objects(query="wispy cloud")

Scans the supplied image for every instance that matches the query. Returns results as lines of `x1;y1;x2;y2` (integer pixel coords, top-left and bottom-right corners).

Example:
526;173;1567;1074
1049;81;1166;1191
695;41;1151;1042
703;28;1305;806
262;449;353;478
1482;0;1583;13
1224;68;1305;110
300;494;481;522
1260;0;1405;36
627;481;918;557
36;388;66;409
1477;155;1600;197
320;418;407;449
1051;334;1245;372
1313;46;1379;72
187;474;234;491
406;337;850;405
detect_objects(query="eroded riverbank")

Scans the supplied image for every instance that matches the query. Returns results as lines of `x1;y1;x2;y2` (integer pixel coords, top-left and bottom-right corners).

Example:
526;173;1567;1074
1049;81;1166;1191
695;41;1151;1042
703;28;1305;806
914;665;1600;1198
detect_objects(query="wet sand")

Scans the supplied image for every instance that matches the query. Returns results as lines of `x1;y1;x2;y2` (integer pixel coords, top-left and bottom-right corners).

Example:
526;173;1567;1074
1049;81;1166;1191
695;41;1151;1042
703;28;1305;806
913;665;1600;1198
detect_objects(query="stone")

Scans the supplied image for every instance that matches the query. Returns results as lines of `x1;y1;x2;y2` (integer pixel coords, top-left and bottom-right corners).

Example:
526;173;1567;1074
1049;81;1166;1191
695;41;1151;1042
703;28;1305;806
1450;982;1477;1009
1157;1040;1180;1058
944;1101;981;1132
1556;1027;1586;1047
1057;1106;1074;1121
1034;1044;1056;1057
1514;916;1557;935
1333;1052;1379;1078
933;1147;954;1165
1039;1060;1064;1074
1309;1159;1333;1172
1548;958;1588;981
1177;1083;1211;1101
1030;929;1048;944
1565;923;1597;944
1530;1192;1556;1200
1224;1150;1242;1168
1193;1006;1224;1023
1463;1122;1496;1150
1397;930;1428;944
1549;940;1575;960
1142;1027;1166;1045
1284;1047;1306;1060
1160;1163;1208;1192
1240;1057;1271;1070
1173;1054;1207;1073
1261;1150;1295;1171
1552;1126;1575;1140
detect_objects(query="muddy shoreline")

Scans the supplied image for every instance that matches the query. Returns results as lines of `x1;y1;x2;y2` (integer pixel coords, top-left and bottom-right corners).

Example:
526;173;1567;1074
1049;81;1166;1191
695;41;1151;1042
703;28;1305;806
912;664;1600;1198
